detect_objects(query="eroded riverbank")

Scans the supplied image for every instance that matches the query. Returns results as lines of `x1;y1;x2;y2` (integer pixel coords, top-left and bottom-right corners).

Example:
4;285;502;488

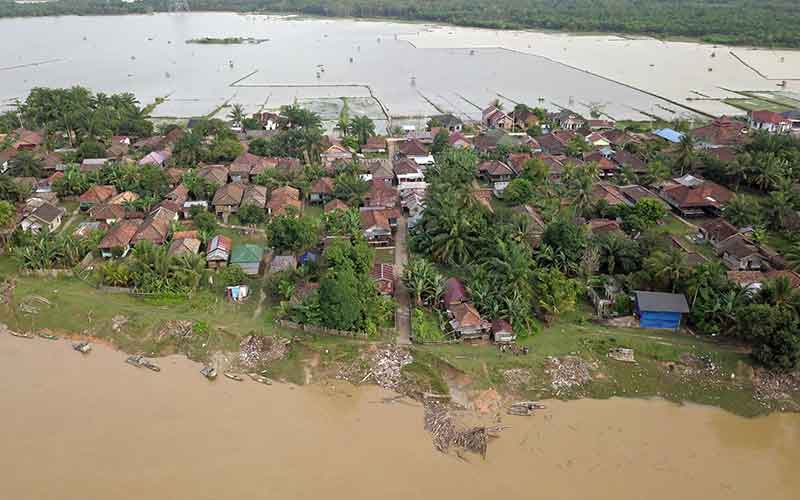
2;334;799;500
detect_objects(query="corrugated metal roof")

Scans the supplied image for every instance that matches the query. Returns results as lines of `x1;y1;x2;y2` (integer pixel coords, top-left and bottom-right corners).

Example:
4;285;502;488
635;291;689;313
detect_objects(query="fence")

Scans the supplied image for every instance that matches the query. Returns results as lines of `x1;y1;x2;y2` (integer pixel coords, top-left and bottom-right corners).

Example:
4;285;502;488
275;319;374;339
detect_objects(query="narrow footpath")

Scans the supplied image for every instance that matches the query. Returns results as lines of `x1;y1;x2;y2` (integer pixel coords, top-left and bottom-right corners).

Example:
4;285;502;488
394;216;411;345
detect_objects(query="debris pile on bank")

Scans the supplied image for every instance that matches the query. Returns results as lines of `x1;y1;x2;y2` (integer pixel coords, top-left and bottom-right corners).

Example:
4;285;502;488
545;356;592;393
156;320;193;341
502;368;532;389
370;347;413;391
239;335;290;368
18;295;51;315
111;315;128;333
608;347;635;363
423;400;491;458
753;369;800;403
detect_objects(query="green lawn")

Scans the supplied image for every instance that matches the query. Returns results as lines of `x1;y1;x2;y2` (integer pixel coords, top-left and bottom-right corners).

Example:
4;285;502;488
0;275;292;360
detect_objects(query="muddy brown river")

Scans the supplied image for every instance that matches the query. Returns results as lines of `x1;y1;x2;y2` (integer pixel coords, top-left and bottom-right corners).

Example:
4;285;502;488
1;334;799;500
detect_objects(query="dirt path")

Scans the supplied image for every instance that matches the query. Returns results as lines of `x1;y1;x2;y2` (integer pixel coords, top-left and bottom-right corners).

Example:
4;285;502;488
394;216;411;345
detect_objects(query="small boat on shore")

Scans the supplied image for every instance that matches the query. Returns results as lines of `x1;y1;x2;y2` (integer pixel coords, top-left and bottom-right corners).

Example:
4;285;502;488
126;355;161;372
200;366;217;380
9;330;33;339
38;332;58;340
248;373;272;385
224;372;243;382
73;342;92;354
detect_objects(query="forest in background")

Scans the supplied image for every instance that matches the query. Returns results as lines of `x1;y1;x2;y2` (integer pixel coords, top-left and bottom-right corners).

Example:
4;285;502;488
1;0;800;48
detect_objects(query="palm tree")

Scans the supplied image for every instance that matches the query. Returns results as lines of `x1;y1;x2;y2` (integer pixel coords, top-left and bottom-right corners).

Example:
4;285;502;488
768;189;795;230
9;150;44;178
228;103;245;128
349;116;376;146
751;153;786;192
645;249;689;292
674;134;696;176
642;160;671;186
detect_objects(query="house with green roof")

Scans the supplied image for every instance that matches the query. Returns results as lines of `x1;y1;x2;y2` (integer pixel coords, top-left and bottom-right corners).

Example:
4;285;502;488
230;244;264;276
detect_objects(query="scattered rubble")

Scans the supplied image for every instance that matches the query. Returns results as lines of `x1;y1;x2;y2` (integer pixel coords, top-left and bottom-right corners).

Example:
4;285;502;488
155;320;193;341
111;315;128;333
608;347;635;363
239;335;290;368
753;369;800;403
368;346;413;391
17;295;52;315
507;401;546;416
545;356;593;393
502;368;532;389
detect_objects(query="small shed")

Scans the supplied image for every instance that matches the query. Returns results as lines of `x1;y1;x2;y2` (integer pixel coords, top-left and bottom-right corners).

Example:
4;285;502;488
490;320;515;343
230;244;265;276
634;291;690;330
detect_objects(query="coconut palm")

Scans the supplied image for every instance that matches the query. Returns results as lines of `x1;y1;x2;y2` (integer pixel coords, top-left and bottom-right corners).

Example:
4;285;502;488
227;103;245;127
645;249;689;292
674;134;696;176
750;153;787;192
349;116;376;146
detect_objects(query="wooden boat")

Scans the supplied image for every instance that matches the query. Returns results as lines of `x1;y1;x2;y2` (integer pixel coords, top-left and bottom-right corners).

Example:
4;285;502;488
507;401;546;416
126;355;161;372
247;373;272;385
38;332;58;340
73;342;92;354
9;330;33;339
224;372;243;382
200;366;217;380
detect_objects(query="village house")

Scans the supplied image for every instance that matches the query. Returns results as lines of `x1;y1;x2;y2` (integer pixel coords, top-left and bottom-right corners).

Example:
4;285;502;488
241;184;268;209
748;110;792;134
634;291;689;330
364;182;398;209
108;191;139;206
206;235;232;268
370;263;395;296
168;230;201;257
131;208;173;246
395;138;433;166
587;219;624;237
447;302;490;340
490;319;515;343
98;220;142;258
657;175;734;217
361;136;387;154
447;131;473;149
393;158;424;184
309;177;335;203
321;144;353;167
88;203;127;225
718;234;764;271
252;111;287;131
781;110;800;133
591;182;629;206
477;160;517;194
512;108;540;130
690;117;749;148
610;149;647;175
212;183;245;221
430;114;464;132
362;158;394;185
9;128;44;150
443;277;468;308
197;165;229;187
80;158;110;174
699;218;739;248
587;119;615;131
360;209;394;246
619;184;662;206
482;106;513;130
165;168;187;187
268;185;302;216
80;185;117;210
19;202;65;234
138;150;171;167
36;172;63;194
553;109;586;130
231;244;265;276
536;130;576;155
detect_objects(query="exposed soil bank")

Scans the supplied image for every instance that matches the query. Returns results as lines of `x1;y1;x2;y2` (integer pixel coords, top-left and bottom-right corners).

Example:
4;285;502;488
2;334;799;500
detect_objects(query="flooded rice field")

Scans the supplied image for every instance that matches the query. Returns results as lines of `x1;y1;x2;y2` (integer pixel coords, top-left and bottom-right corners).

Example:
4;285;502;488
2;334;800;500
3;13;798;127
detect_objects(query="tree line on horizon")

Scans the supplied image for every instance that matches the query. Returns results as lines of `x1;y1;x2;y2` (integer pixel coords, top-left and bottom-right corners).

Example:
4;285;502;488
2;0;800;48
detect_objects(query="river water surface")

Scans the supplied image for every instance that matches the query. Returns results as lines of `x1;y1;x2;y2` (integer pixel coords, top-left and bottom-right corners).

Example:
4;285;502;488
1;334;799;499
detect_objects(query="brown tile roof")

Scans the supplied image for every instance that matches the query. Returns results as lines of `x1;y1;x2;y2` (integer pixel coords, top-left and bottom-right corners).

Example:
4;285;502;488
393;158;420;176
80;185;117;204
324;199;349;213
700;218;739;243
586;218;622;235
450;302;483;328
765;270;800;288
212;183;245;207
108;191;140;205
365;183;398;208
690;117;749;146
726;271;763;286
197;165;229;186
165;184;190;205
268;185;302;215
242;185;268;208
310;177;335;195
360;209;391;231
447;131;472;147
718;234;759;259
661;180;734;209
165;167;187;185
619;185;661;204
89;203;127;221
478;160;515;177
99;220;142;249
168;237;201;257
132;210;172;245
363;136;387;150
397;139;428;157
507;153;532;173
592;183;628;206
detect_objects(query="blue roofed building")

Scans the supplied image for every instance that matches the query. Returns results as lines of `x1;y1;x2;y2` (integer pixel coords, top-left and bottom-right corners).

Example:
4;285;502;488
653;128;685;143
634;291;690;330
